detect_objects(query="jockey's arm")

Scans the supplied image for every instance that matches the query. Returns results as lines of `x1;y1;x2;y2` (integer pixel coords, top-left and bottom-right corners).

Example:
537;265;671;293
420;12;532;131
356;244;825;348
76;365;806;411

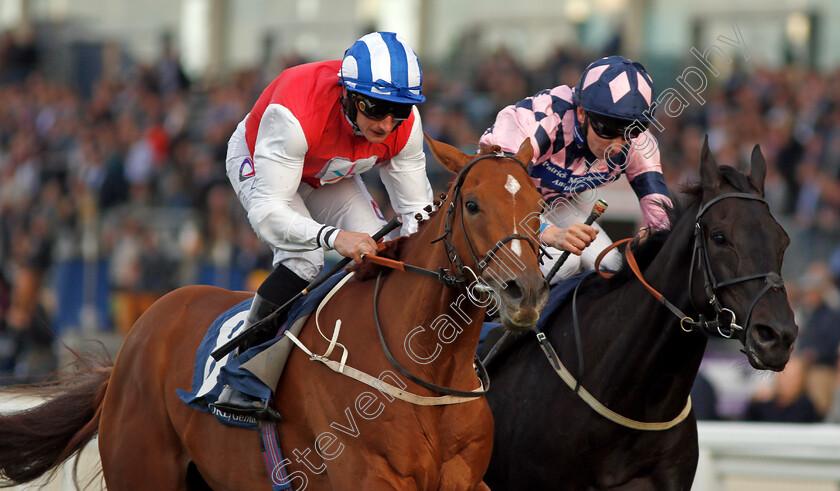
246;104;344;253
626;133;672;231
378;107;434;236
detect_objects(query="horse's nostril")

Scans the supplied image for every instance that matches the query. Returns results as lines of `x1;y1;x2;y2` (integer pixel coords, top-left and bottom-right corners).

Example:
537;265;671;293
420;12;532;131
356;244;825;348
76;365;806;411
503;280;523;301
753;324;777;344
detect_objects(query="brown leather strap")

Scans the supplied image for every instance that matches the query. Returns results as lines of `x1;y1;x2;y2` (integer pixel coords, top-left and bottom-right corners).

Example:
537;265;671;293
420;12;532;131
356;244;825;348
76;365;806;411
594;238;664;302
593;237;631;279
362;255;405;271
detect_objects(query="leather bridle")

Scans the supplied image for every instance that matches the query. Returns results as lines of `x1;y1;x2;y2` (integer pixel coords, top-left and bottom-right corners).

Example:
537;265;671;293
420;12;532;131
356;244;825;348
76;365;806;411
369;151;543;398
596;191;785;338
525;191;787;430
430;152;539;287
688;192;785;337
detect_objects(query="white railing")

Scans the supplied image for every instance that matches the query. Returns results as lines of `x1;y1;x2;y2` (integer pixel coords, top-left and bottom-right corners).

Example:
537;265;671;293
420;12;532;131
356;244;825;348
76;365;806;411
694;422;840;491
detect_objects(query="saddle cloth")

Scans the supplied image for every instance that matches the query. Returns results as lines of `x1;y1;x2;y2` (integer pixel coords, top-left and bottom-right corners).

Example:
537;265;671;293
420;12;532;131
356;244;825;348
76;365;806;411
176;271;350;429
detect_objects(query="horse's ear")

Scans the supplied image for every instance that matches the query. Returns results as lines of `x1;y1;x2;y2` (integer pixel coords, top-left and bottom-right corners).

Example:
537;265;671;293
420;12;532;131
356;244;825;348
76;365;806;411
749;144;766;196
513;138;534;166
424;133;472;173
699;134;721;193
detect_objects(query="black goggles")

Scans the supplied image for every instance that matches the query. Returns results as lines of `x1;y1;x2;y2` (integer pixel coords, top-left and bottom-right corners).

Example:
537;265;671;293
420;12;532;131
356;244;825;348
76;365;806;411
351;92;413;121
586;111;648;140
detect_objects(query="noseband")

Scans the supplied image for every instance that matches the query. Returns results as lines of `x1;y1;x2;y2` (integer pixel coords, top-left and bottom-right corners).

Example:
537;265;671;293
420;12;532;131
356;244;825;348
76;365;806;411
688;192;785;337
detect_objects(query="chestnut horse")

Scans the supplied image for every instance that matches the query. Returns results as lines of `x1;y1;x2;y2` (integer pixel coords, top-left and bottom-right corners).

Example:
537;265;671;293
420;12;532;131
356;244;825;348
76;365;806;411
0;136;548;490
483;139;798;489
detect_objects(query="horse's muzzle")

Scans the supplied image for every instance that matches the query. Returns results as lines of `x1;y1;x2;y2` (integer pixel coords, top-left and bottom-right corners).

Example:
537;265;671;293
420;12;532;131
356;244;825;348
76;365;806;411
744;321;796;371
493;273;549;331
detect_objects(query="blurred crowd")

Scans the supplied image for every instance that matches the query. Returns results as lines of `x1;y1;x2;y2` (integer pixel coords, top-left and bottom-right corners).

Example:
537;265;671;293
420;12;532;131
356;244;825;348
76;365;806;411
0;31;839;423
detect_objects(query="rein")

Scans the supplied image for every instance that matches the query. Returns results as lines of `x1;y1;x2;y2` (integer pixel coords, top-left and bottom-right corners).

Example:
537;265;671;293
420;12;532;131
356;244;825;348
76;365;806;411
358;152;539;400
533;191;784;430
373;271;491;398
290;152;541;404
364;152;537;290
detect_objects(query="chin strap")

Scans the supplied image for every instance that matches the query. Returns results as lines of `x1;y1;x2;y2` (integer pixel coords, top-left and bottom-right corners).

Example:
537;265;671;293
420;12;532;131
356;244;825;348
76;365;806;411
340;93;362;134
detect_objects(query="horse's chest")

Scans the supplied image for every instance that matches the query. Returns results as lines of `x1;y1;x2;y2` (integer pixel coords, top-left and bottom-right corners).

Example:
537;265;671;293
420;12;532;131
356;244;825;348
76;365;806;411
581;425;696;487
383;406;493;487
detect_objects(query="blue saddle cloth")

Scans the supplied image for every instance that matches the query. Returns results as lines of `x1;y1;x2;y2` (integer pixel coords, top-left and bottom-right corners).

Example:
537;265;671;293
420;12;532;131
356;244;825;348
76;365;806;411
478;271;590;353
176;271;350;429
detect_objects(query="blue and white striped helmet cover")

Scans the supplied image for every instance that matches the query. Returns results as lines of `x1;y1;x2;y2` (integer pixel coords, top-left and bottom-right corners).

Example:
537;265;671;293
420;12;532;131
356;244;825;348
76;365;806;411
339;32;425;104
573;55;656;123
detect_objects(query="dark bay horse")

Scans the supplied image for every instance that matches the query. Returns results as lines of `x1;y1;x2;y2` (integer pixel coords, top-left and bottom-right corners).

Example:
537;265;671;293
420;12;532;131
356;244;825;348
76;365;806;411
0;136;548;490
483;138;797;490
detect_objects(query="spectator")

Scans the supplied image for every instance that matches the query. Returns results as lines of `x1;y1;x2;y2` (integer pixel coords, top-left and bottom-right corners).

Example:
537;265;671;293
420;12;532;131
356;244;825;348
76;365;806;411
3;206;57;381
794;261;840;416
692;371;720;421
745;356;821;423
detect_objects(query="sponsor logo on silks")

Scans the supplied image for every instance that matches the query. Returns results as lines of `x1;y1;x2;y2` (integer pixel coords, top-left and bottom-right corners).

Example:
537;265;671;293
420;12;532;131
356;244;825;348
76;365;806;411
239;157;256;182
531;163;611;195
371;200;385;221
322;162;358;184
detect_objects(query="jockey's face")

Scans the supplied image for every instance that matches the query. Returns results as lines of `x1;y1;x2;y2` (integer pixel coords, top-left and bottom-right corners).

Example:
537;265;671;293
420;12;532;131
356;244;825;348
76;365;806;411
356;111;400;144
577;107;628;160
346;90;412;144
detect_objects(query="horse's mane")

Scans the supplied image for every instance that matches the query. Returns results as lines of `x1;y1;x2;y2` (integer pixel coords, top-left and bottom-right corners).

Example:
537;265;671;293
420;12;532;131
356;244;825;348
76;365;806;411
585;165;754;295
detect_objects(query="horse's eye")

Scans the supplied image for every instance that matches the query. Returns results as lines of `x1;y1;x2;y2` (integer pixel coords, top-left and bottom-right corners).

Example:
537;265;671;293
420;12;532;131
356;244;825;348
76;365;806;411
465;200;480;214
711;232;727;246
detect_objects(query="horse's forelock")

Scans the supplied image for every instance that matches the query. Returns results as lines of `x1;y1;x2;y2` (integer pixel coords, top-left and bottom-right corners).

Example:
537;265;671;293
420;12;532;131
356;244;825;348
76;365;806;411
680;165;753;199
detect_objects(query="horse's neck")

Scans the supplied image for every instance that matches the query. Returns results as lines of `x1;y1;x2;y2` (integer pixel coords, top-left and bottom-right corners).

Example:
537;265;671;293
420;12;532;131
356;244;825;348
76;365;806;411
591;212;707;408
379;216;485;383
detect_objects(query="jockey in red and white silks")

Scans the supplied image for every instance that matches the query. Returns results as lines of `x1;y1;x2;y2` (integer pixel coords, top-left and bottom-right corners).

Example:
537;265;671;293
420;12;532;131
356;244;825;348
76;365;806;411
226;41;432;282
480;56;672;283
216;32;434;418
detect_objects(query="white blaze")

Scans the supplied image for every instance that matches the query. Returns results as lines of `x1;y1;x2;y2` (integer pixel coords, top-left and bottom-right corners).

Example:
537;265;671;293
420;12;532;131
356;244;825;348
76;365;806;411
505;174;522;256
505;174;521;195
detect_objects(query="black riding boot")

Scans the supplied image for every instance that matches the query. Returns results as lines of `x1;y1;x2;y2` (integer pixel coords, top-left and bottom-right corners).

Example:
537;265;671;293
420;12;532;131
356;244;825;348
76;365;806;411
210;265;308;421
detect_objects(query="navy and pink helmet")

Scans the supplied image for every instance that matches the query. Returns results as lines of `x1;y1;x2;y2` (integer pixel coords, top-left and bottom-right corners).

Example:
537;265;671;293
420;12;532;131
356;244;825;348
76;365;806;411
573;56;656;123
